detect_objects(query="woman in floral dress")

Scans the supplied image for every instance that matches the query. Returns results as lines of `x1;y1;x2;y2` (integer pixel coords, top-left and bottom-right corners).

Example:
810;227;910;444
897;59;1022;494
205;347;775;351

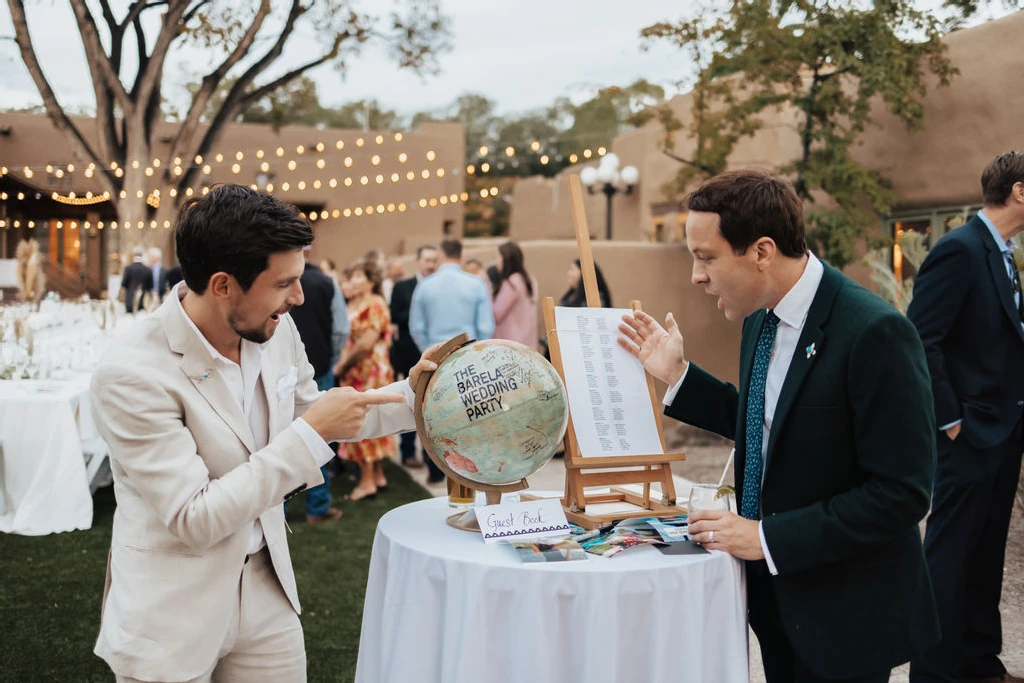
332;260;396;500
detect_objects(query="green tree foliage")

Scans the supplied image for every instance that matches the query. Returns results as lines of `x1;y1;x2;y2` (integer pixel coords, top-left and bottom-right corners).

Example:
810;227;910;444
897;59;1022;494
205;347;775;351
639;0;962;269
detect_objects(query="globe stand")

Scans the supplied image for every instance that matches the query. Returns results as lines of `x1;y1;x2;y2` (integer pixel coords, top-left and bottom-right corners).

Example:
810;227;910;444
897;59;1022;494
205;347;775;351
412;333;531;533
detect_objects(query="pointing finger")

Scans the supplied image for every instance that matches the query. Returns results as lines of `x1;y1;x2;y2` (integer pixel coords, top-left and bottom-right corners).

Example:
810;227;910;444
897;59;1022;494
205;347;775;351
356;392;408;406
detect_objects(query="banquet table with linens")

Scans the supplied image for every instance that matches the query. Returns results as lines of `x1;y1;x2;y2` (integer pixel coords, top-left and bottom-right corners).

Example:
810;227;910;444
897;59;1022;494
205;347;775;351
0;300;135;535
355;496;749;683
0;375;102;534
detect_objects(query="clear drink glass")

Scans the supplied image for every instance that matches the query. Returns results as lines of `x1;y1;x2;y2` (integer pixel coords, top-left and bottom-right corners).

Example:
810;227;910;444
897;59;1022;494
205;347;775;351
446;478;475;510
688;483;732;517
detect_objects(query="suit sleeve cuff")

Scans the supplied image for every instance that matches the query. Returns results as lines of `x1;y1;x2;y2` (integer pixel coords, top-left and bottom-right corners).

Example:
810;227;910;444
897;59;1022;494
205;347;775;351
661;363;691;406
293;417;335;468
760;521;779;575
939;418;962;431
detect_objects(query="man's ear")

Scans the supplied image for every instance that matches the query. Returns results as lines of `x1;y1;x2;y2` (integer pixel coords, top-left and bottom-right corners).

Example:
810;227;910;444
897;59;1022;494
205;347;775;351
754;237;778;271
208;272;232;300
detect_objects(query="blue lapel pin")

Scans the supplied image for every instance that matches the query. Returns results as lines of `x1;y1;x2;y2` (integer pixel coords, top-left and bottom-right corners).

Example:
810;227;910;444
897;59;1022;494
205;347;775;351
806;343;817;360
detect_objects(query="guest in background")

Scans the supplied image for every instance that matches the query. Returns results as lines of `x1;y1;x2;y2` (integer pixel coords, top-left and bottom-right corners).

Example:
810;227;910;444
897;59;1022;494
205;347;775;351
560;258;613;308
907;151;1024;683
463;258;485;276
363;249;391;303
121;247;152;313
333;260;396;500
165;263;184;290
485;263;501;292
289;255;350;523
410;238;494;483
389;245;438;469
491;241;538;349
319;258;338;283
410;238;494;352
338;266;355;303
384;258;405;304
147;247;168;307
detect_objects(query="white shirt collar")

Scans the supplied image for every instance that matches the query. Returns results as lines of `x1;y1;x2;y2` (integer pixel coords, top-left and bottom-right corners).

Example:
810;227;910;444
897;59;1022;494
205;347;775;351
772;252;824;329
170;282;266;367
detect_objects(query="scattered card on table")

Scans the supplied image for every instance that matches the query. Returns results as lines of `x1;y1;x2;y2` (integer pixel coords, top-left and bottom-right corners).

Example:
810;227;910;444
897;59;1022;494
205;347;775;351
507;538;588;562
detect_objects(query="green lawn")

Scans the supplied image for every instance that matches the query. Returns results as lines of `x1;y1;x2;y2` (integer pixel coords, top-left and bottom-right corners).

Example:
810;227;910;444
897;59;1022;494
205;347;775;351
0;460;429;683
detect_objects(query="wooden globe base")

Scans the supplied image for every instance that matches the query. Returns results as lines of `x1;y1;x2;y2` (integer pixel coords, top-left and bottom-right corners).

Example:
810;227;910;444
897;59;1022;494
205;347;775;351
413;333;530;533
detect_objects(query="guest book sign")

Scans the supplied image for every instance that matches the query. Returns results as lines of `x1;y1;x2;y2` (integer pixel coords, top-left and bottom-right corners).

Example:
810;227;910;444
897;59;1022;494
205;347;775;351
474;498;572;544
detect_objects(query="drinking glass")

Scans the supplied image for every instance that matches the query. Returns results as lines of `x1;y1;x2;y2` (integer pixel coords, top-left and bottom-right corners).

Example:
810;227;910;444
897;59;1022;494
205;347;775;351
446;477;476;510
688;483;732;518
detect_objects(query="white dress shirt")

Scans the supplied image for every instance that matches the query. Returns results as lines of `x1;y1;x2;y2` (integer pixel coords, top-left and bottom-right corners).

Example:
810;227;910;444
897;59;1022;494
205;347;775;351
172;285;334;554
665;253;824;574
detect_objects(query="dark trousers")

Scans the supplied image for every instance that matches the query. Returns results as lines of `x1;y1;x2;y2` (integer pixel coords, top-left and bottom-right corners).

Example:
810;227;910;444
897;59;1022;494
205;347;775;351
910;422;1023;683
304;372;336;518
399;423;445;482
748;561;890;683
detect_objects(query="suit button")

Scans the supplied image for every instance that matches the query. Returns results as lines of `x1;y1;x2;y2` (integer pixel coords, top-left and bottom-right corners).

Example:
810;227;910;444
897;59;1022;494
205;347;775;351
1017;400;1023;407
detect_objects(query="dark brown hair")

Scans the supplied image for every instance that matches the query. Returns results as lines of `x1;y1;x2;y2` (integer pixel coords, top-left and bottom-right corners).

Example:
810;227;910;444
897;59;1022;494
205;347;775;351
440;238;462;259
494;241;534;298
350;259;384;297
981;151;1024;206
685;170;806;258
175;184;313;294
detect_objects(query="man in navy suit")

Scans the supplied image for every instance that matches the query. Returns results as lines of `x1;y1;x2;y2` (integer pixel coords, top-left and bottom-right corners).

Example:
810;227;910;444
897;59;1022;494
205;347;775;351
620;170;939;682
908;151;1024;683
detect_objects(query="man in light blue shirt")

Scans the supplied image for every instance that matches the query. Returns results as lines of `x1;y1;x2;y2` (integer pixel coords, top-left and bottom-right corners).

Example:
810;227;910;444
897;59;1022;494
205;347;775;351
410;238;494;350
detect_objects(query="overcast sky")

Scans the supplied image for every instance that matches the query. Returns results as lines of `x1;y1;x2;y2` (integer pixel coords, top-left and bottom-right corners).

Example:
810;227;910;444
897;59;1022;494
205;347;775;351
0;1;693;119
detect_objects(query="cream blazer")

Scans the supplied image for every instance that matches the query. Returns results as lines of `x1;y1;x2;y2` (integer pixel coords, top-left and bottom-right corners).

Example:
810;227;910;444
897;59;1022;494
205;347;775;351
90;292;415;681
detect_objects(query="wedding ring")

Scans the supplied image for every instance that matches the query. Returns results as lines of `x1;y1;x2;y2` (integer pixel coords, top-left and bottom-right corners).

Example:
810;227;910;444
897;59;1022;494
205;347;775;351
709;530;715;543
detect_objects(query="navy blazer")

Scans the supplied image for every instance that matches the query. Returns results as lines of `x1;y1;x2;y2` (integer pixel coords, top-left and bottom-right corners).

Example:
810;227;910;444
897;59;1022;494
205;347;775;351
908;215;1024;450
667;264;939;678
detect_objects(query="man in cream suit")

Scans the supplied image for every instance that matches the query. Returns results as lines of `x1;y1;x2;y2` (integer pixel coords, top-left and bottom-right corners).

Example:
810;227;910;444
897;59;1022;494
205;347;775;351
90;185;435;682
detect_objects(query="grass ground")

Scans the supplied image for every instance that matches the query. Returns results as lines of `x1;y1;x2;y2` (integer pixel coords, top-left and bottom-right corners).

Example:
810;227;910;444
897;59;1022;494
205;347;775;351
0;460;428;683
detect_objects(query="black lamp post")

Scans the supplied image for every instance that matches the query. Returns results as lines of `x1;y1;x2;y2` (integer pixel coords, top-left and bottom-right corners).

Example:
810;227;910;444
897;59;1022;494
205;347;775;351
580;153;639;240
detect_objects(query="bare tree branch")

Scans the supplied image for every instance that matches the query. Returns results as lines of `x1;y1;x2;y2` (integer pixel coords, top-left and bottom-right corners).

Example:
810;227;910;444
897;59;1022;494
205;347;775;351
131;12;149;97
133;0;191;119
182;0;211;26
167;0;272;169
175;0;309;192
68;0;132;112
660;149;719;176
5;0;117;198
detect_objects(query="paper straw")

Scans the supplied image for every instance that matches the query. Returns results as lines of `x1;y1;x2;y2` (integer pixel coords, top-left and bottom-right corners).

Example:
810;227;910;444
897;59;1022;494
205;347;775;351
717;448;735;487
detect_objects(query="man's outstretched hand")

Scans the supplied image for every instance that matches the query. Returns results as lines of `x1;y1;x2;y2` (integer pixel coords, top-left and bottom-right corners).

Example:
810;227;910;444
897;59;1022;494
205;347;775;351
618;310;688;386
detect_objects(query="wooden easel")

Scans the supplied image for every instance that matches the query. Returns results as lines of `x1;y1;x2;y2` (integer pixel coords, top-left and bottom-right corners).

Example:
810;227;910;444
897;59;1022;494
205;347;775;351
541;175;686;529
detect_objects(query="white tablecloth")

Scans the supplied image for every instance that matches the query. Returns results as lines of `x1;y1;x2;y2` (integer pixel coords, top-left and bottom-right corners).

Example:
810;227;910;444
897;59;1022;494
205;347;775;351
0;376;97;534
355;498;749;683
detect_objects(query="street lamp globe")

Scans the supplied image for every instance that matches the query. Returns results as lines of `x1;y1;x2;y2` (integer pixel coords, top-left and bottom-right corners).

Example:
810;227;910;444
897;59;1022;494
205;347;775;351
597;164;617;183
620;165;639;186
600;152;620;171
579;166;599;187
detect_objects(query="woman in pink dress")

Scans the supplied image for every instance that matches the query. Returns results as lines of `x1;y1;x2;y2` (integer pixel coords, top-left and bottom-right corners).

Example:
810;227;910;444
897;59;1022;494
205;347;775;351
491;241;538;349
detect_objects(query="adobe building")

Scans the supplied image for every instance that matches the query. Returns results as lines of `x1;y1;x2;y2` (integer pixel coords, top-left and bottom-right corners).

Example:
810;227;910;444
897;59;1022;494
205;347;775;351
0;114;465;296
492;10;1024;385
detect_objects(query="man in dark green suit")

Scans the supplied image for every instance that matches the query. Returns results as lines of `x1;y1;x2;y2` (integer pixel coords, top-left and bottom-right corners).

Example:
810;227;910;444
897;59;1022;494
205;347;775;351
619;170;939;682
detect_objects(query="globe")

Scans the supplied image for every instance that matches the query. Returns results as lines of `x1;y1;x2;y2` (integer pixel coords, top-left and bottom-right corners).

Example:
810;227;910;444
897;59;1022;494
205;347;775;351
419;339;569;486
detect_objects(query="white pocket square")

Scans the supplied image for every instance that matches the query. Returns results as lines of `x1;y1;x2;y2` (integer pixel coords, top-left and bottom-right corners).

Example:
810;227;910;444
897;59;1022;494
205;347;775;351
276;367;298;399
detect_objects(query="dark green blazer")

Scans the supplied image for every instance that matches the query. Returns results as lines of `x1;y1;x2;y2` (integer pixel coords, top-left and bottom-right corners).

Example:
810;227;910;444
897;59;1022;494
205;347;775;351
667;264;940;679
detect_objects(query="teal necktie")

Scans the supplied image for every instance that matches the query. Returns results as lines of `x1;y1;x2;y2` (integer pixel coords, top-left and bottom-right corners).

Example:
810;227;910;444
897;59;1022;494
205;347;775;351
741;310;779;520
